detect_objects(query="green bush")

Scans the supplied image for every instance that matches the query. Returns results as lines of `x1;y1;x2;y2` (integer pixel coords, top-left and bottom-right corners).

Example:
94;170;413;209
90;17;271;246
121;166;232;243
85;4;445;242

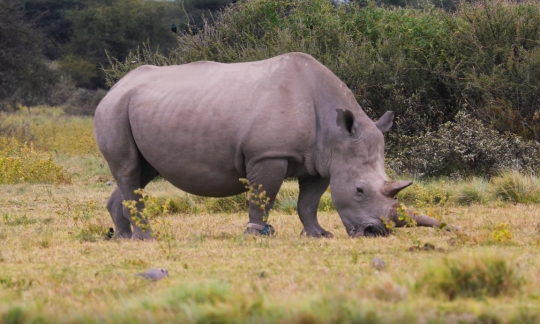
422;251;523;300
490;171;540;204
0;137;71;184
449;0;540;143
397;181;450;207
388;112;540;178
104;0;540;177
0;110;99;155
58;55;98;89
64;88;107;116
106;0;457;138
454;177;489;205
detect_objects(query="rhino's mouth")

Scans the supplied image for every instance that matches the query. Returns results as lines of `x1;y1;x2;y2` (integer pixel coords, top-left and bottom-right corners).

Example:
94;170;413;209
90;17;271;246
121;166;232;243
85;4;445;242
347;224;387;238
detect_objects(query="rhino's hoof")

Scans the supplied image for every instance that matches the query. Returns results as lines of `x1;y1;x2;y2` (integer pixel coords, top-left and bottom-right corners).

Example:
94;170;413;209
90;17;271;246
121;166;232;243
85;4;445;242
443;224;460;232
300;229;334;238
116;231;133;239
132;231;154;240
245;223;275;236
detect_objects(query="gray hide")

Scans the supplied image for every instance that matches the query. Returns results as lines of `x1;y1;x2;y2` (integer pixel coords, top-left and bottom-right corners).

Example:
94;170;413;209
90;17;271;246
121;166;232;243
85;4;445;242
94;52;439;239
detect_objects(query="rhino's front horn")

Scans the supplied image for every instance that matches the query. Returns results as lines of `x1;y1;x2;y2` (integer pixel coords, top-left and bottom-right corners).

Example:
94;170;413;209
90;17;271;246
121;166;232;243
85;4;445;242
381;180;413;198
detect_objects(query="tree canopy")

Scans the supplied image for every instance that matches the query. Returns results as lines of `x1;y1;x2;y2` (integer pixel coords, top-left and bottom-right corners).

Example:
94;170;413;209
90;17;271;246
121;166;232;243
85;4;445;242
0;1;58;109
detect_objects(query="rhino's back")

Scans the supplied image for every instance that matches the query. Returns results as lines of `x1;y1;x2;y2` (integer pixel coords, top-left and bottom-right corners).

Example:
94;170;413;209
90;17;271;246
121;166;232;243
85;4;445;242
97;53;326;196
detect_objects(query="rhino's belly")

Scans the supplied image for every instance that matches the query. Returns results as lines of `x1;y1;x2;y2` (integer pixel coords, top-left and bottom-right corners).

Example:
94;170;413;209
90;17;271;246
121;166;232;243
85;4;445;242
136;135;246;197
162;169;246;197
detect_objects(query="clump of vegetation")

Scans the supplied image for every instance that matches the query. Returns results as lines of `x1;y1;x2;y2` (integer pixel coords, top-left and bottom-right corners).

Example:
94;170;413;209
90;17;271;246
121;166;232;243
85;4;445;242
240;178;271;221
123;189;176;255
453;177;489;206
396;171;540;208
397;182;450;208
0;137;70;184
64;88;107;116
492;222;512;244
389;112;540;178
0;109;99;156
421;251;523;300
54;197;107;242
490;171;540;204
369;274;408;303
106;0;540;178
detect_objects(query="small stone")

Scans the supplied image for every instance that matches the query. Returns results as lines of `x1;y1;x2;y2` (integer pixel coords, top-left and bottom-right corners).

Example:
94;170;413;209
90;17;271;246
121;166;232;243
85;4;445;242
370;257;386;270
106;180;114;186
136;268;168;281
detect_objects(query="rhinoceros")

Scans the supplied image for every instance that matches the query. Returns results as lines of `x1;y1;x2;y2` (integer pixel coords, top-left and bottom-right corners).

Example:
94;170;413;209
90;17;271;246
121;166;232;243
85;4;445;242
94;52;440;239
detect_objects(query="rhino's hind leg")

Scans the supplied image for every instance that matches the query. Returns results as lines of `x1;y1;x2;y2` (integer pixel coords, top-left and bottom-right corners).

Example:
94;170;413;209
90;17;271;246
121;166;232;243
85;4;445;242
107;187;132;238
244;159;288;235
298;176;333;238
101;126;159;240
115;159;160;240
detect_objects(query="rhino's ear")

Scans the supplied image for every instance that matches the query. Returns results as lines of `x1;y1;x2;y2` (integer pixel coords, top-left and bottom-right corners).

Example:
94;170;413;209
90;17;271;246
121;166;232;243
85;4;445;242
375;111;394;133
336;109;357;136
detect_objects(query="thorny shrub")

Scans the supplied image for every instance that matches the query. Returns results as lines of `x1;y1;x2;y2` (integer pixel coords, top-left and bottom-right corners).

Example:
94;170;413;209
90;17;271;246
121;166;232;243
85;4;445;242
0;137;70;184
388;112;540;178
123;189;175;256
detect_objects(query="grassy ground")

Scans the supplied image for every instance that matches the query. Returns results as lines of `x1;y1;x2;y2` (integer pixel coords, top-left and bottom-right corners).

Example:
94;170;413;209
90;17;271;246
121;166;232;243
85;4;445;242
1;110;540;323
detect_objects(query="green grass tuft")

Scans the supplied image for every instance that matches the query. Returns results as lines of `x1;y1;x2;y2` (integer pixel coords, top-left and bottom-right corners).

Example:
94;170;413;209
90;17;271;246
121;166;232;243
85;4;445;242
490;171;540;204
454;178;489;206
421;250;523;300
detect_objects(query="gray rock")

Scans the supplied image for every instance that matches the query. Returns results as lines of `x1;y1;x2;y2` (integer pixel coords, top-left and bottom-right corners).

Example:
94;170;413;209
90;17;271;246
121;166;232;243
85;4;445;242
370;257;386;270
136;268;168;281
106;180;114;186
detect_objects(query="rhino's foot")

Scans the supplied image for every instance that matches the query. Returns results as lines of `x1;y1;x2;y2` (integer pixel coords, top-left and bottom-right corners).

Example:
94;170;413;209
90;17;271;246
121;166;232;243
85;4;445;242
300;228;334;238
441;223;460;232
116;231;133;239
131;229;154;240
245;223;275;236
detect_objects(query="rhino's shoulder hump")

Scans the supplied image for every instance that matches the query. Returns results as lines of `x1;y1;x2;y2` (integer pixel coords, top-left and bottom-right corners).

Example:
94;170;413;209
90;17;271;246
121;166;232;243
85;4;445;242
128;64;161;77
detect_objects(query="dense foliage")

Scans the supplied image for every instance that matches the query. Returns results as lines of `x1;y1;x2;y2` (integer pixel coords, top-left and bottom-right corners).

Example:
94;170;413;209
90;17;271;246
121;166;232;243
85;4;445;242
0;0;234;95
2;0;539;177
389;112;540;178
106;0;540;177
0;1;58;109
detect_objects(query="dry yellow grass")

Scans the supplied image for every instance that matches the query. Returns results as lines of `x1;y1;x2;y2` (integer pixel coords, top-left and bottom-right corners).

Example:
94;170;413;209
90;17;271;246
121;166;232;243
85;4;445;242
1;177;540;323
1;109;540;322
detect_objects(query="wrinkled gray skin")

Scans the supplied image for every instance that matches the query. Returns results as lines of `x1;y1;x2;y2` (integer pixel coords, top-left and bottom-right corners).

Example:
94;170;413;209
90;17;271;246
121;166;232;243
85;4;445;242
94;52;440;239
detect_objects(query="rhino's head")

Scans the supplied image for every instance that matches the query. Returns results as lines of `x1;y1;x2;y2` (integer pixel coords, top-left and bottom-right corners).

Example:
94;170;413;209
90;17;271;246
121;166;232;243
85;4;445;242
329;109;410;238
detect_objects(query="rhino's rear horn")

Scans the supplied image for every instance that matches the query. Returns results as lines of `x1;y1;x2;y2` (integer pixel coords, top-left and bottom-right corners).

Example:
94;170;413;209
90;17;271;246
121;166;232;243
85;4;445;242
375;111;394;133
381;180;413;198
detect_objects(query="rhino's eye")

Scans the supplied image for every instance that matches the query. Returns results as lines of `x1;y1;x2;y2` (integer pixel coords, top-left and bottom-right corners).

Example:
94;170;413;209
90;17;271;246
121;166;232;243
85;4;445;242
356;187;364;195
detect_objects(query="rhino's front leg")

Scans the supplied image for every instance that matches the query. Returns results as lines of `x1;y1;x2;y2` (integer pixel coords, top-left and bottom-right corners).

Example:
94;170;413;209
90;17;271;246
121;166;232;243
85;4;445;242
244;159;288;235
298;176;334;238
